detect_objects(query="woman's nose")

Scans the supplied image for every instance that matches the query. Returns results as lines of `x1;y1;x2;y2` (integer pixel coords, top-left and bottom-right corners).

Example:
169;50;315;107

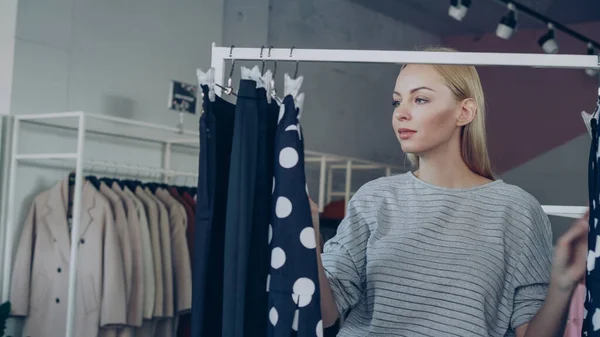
394;106;410;121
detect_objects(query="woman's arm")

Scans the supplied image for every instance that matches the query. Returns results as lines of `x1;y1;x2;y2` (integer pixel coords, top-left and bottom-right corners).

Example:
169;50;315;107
519;214;588;337
310;198;340;327
516;284;574;337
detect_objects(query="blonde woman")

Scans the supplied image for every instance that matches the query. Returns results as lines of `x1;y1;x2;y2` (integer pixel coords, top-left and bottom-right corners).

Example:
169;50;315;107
312;48;589;337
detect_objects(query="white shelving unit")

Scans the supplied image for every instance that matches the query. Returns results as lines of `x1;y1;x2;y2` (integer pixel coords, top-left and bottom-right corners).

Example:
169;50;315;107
0;111;199;337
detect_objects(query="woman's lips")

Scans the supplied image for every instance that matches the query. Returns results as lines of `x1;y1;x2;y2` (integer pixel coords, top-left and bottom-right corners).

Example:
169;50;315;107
398;128;416;140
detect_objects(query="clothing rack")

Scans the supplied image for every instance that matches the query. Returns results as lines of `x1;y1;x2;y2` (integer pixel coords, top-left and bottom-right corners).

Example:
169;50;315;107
210;42;593;219
0;111;199;337
304;150;404;212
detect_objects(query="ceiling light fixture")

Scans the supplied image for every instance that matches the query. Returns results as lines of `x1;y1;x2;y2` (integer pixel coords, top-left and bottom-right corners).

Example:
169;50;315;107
538;23;558;54
449;0;471;21
496;3;518;40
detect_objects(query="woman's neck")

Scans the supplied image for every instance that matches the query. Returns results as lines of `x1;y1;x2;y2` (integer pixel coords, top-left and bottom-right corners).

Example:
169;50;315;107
414;143;491;189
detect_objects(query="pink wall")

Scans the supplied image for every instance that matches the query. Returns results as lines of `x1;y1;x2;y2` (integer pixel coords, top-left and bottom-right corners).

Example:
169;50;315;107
442;22;600;173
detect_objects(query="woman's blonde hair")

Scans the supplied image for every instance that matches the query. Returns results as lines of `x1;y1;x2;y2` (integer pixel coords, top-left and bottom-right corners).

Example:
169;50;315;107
403;46;495;180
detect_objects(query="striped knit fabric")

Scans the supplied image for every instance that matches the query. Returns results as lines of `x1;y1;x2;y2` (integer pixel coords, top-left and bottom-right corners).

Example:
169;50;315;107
321;172;553;337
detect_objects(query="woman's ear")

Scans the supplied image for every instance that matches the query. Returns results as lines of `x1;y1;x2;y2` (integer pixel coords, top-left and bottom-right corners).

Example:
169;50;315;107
457;98;477;126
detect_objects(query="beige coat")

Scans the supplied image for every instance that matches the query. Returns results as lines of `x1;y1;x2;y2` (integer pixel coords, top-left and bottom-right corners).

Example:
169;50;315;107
143;188;174;337
10;179;127;337
145;188;174;318
99;183;133;316
111;183;145;326
122;186;155;319
155;188;192;313
154;189;192;337
135;187;164;318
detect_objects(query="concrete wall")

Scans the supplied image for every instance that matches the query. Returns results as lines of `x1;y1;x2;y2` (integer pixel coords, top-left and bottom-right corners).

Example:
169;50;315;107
0;0;18;116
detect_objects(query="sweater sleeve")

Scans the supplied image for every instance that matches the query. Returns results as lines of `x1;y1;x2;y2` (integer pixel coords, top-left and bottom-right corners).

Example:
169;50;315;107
510;201;553;330
320;190;371;315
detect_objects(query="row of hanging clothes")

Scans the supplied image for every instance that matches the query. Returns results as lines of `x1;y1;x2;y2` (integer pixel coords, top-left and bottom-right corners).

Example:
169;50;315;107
9;172;197;337
192;52;323;337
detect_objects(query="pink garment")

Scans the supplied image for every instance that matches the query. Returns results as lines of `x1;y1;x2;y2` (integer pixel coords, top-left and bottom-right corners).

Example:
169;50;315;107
564;283;586;337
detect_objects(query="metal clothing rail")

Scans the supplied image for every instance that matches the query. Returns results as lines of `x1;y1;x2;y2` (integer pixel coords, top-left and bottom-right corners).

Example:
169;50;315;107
210;42;600;95
0;111;199;337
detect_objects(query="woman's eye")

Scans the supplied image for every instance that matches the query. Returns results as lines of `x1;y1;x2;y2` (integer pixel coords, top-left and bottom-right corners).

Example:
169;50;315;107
415;98;428;104
392;100;401;108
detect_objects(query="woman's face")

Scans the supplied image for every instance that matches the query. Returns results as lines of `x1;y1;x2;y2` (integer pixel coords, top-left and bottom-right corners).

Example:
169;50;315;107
392;64;464;157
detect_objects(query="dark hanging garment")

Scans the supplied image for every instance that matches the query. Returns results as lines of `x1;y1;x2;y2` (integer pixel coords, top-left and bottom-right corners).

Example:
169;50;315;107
190;83;235;337
584;95;600;337
244;86;280;337
221;78;261;337
268;75;323;337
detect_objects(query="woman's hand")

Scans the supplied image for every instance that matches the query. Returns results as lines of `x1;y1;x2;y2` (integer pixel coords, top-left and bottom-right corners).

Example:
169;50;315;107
550;210;589;293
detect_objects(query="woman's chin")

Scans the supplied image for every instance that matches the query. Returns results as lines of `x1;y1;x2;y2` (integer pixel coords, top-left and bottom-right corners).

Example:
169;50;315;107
399;143;418;154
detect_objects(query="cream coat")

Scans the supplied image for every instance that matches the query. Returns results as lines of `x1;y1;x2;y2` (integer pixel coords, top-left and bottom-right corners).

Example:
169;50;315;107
122;186;155;319
135;187;164;318
155;188;192;313
10;179;127;337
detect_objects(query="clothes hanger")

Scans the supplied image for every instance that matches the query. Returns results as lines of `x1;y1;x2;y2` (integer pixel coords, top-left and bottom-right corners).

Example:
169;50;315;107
261;45;267;75
197;68;216;102
290;46;300;80
269;46;279;102
582;86;600;137
68;171;76;186
86;175;101;190
214;45;238;97
84;161;100;190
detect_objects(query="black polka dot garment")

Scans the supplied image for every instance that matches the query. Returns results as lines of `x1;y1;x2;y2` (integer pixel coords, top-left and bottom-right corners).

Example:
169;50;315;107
584;100;600;337
267;93;323;337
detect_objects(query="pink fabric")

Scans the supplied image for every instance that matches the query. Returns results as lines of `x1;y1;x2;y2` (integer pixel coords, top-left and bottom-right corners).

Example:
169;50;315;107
564;283;586;337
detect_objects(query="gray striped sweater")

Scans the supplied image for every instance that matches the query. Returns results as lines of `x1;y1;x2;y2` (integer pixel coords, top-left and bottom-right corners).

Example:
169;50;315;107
321;172;553;337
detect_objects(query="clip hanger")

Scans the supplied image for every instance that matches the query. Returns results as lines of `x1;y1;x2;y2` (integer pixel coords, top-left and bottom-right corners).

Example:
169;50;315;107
196;68;216;102
582;87;600;138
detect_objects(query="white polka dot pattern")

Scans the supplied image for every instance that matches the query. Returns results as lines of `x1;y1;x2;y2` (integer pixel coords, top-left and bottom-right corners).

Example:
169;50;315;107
279;147;299;169
316;320;323;337
271;247;286;269
291;293;312;307
275;197;293;218
293;278;315;296
268;92;321;336
300;227;316;249
292;309;299;331
269;307;279;326
268;224;273;244
278;105;285;124
297;295;312;308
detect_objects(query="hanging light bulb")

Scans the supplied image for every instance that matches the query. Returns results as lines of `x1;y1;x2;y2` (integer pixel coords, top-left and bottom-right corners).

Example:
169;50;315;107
586;43;599;77
538;23;558;54
496;3;518;40
449;0;471;21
